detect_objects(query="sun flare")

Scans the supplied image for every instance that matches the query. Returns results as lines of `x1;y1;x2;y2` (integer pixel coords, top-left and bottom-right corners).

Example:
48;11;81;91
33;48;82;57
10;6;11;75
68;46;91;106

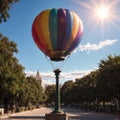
75;0;119;36
95;5;110;20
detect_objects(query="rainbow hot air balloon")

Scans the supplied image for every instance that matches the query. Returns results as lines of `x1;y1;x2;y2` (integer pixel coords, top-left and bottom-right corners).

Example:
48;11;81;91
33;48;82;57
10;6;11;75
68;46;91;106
32;8;83;61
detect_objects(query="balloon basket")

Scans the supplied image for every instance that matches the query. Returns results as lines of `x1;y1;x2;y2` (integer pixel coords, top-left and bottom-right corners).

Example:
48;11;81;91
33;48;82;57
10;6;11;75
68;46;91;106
50;56;65;61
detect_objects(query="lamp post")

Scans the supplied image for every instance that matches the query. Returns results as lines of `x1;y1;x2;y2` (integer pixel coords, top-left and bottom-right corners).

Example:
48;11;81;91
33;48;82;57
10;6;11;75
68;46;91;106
53;69;61;113
45;68;68;120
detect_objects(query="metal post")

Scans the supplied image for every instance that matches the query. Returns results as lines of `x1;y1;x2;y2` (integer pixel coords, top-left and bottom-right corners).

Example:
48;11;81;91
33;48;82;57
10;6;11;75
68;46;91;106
53;69;61;113
46;69;68;120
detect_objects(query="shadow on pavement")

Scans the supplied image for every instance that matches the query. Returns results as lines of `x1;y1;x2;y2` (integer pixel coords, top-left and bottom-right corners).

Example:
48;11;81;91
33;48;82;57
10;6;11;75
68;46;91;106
10;116;45;119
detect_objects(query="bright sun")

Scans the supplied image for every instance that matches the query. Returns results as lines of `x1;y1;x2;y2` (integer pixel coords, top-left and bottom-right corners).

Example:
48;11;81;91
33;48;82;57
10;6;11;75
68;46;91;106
79;0;117;23
77;0;118;37
95;5;110;20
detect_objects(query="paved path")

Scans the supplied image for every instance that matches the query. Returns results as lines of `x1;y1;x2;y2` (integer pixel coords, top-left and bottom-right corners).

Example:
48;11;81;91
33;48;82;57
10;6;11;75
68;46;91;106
1;107;120;120
1;107;52;120
63;107;120;120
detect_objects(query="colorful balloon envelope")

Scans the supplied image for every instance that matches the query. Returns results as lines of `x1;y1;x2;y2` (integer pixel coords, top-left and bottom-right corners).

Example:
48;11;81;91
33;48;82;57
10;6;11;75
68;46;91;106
32;8;83;61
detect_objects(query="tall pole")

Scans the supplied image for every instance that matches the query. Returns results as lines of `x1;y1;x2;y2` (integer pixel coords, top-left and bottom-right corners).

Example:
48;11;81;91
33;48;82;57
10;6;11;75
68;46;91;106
53;68;61;113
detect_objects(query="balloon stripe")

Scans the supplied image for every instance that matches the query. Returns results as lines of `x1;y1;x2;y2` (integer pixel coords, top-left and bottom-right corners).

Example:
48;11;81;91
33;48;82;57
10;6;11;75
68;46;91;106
57;9;66;50
65;11;80;51
72;12;80;40
35;11;49;50
32;25;45;53
62;9;73;50
32;19;44;48
49;9;58;50
40;10;53;51
67;24;82;52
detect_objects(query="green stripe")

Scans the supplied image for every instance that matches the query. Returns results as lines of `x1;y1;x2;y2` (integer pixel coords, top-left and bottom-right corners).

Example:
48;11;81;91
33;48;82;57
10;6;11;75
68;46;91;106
49;8;57;50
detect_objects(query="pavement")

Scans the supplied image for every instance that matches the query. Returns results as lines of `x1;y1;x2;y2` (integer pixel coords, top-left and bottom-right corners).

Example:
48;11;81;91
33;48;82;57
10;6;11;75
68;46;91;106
0;107;120;120
0;107;52;119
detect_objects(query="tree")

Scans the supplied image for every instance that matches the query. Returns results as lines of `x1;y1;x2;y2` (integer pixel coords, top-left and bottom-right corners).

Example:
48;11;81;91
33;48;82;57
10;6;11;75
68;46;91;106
73;71;97;105
0;34;47;112
45;84;56;105
0;0;18;23
61;80;74;105
24;76;45;105
0;33;26;108
17;75;46;107
96;55;120;103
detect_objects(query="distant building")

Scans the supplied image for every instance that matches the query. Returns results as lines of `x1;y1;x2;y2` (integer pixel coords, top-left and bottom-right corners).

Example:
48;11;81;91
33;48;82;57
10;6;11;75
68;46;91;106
35;70;45;90
36;70;42;80
35;70;42;86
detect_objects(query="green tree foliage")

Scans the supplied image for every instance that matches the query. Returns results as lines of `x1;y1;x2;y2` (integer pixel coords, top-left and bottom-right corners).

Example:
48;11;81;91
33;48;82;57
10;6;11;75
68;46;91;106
0;34;46;109
45;84;56;104
71;71;98;106
61;80;74;105
24;76;45;105
14;76;46;108
97;55;120;102
0;33;25;105
0;0;18;23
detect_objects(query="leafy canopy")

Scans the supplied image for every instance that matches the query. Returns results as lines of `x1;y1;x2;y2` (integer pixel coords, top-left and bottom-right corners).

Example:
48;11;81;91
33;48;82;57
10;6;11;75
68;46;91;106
0;0;18;23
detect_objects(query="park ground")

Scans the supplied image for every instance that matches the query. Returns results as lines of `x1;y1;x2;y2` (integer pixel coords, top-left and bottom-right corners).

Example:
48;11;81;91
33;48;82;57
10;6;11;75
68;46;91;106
0;107;120;120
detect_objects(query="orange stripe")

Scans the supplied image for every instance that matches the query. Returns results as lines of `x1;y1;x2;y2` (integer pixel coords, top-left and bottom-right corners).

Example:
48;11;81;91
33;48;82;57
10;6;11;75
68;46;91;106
39;10;53;51
36;11;48;50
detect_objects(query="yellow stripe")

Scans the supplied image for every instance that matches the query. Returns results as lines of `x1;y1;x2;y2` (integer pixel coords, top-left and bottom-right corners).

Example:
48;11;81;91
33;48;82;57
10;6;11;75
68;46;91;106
36;10;52;52
36;11;47;49
40;10;53;51
66;11;80;50
71;12;79;41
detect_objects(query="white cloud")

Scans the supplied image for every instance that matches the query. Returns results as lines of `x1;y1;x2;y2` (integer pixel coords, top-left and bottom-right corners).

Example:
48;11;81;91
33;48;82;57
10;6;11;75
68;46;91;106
79;39;118;53
25;69;92;85
59;70;91;83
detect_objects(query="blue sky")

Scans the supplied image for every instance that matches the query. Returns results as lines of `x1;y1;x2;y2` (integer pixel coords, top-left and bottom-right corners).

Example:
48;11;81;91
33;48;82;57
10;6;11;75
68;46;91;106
0;0;120;84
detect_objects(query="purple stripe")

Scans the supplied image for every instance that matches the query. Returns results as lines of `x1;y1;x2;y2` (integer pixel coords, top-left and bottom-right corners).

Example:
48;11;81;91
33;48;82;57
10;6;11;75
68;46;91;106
62;9;73;50
57;9;67;50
